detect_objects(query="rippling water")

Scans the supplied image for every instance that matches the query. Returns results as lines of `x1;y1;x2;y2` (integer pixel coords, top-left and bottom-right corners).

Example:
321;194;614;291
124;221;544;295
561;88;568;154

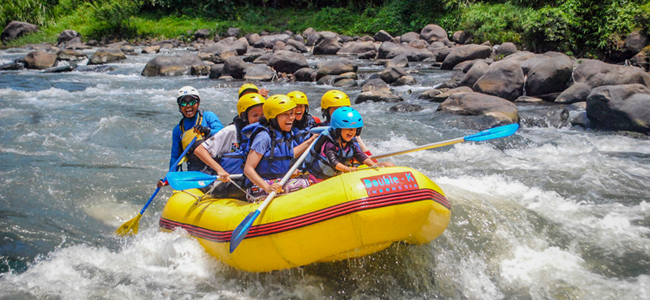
1;46;649;299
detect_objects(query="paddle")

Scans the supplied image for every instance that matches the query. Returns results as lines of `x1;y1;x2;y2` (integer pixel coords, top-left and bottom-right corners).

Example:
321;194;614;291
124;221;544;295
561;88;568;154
166;171;243;190
229;136;318;253
115;137;198;236
371;123;519;160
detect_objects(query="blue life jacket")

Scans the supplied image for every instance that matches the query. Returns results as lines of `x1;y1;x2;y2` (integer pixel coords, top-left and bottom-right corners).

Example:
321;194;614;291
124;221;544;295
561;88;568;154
219;122;295;181
303;128;358;180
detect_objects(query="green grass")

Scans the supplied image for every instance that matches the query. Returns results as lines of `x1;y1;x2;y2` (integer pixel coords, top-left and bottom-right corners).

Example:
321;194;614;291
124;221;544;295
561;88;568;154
4;7;93;47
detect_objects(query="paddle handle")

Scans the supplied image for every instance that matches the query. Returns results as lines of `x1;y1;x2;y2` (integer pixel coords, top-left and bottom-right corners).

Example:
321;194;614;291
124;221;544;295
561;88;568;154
371;137;465;160
139;187;161;214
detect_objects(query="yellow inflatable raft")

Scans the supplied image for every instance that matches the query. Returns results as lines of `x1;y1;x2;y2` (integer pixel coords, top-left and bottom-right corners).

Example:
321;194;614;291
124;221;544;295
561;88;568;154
159;166;451;272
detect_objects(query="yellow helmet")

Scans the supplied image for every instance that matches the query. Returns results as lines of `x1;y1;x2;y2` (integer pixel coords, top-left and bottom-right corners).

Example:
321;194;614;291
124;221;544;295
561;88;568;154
181;129;202;150
287;91;308;106
237;93;266;116
238;83;259;98
264;94;296;119
321;90;351;109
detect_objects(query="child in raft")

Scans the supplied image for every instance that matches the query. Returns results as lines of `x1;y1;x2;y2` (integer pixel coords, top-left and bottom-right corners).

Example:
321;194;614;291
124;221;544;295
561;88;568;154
287;90;321;145
304;107;394;183
318;89;375;156
243;94;318;202
187;93;267;197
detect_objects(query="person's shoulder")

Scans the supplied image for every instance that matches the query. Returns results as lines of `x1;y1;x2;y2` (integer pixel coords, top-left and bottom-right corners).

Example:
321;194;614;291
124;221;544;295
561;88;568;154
203;110;221;120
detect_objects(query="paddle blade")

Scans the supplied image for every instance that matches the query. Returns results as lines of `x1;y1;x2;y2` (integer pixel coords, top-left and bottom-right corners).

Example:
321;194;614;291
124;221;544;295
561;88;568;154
464;123;520;142
229;210;261;253
310;126;330;134
115;213;142;236
166;171;217;190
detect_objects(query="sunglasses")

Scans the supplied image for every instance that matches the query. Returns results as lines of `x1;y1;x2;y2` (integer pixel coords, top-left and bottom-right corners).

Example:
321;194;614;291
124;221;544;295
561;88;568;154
180;100;197;107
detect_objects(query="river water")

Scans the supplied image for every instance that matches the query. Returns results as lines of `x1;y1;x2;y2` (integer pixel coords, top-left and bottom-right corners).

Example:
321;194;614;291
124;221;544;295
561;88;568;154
1;46;649;300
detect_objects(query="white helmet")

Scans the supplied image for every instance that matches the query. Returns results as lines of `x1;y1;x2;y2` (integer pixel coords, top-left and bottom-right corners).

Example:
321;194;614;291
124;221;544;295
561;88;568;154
177;86;200;104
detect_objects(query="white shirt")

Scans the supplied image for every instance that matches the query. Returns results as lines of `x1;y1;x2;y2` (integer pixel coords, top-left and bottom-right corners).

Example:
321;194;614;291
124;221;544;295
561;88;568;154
201;124;238;158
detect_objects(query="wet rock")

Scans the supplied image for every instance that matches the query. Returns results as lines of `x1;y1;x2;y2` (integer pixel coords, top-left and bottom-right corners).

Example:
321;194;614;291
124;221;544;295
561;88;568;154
242;48;266;62
518;105;569;128
44;64;76;73
317;75;337;85
586;84;650;133
89;48;126;65
391;75;416;86
515;96;545;103
630;45;650;71
358;50;377;60
194;29;210;39
385;45;434;61
386;54;409;68
459;60;489;88
286;39;308;53
337;41;376;55
452;31;471;44
57;30;81;45
190;64;210;76
225;28;240;38
555;83;593;104
400;32;420;44
268;50;309;74
432;86;473;103
420;24;448;43
373;30;393;42
355;91;403;103
417;88;443;100
333;78;357;87
208;64;224;79
316;58;357;80
141;52;205;76
254;34;290;49
222;56;250;79
244;64;274;81
253;54;273;64
494;42;517;58
313;31;341;54
473;59;524;101
361;78;391;93
57;49;87;61
142;45;160;54
431;48;452;62
246;33;260;46
441;44;492;70
573;59;650;88
24;50;57;69
380;65;407;84
623;30;647;59
294;67;316;82
390;103;423;113
437;91;519;125
525;52;573;96
0;63;24;70
1;21;38;42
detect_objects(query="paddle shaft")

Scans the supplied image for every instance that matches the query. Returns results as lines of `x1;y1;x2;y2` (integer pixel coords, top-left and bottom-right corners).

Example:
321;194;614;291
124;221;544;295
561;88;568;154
371;137;465;160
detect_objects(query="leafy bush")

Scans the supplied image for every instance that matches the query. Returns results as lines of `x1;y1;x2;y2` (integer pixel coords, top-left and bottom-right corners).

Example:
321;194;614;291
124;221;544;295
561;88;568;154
521;4;579;55
1;0;58;27
459;3;533;45
86;0;142;39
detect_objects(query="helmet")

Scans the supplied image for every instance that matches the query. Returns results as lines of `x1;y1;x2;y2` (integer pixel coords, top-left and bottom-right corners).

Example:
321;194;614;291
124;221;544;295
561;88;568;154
287;91;308;106
321;90;350;109
181;129;202;150
238;83;259;98
177;86;200;104
331;107;364;129
237;93;266;116
264;94;296;119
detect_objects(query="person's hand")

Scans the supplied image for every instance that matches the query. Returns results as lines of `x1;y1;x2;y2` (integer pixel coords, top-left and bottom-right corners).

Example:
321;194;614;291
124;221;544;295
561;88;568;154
217;170;231;182
265;182;283;194
157;179;168;188
194;125;211;137
258;88;269;98
291;169;301;178
344;166;357;173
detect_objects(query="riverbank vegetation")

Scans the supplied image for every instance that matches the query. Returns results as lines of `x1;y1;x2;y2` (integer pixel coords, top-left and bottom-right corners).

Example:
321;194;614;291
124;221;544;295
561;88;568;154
2;0;650;58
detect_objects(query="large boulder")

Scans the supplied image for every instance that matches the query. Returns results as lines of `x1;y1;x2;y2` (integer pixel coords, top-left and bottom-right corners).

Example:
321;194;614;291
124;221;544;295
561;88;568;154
452;31;471;44
386;54;409;68
313;32;342;55
294;67;317;82
88;48;126;65
385;45;434;61
630;45;650;71
225;28;240;38
337;41;376;55
431;86;473;103
244;64;274;81
555;83;593;104
285;39;308;53
254;34;291;49
373;30;394;42
459;60;489;88
316;58;357;80
473;59;525;101
1;21;38;42
24;51;57;69
420;24;448;43
222;56;250;79
208;64;224;79
194;29;211;39
494;42;517;58
361;78;392;94
573;59;650;88
623;30;647;59
141;52;205;76
380;65;407;84
437;92;519;125
356;78;402;103
586;84;650;133
441;44;492;70
525;52;573;97
57;30;81;45
267;50;309;74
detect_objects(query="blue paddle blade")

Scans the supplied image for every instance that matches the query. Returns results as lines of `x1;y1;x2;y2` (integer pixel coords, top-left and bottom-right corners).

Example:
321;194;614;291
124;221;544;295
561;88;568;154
166;171;217;190
310;126;330;134
230;210;260;253
464;123;519;142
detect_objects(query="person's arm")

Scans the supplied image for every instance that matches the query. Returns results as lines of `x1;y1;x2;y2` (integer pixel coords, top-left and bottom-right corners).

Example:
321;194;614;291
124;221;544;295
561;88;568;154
355;136;371;154
203;111;224;136
293;134;318;157
194;145;230;182
244;151;282;193
169;126;181;170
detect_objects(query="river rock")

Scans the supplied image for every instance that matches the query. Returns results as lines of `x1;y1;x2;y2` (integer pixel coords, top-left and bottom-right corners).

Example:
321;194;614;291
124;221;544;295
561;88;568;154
380;65;407;84
373;30;393;42
420;24;448;43
385;45;434;61
1;21;38;42
337;41;375;55
142;45;160;54
459;60;489;88
223;56;250;79
44;64;76;73
362;78;391;93
56;49;87;61
0;63;24;70
437;92;519;125
313;32;342;55
317;75;337;85
399;32;419;44
573;59;650;88
473;59;524;101
431;48;452;62
517;53;549;74
333;78;357;87
316;58;357;80
555;83;592;104
623;30;647;59
417;88;443;100
392;75;416;86
294;67;316;82
57;30;81;45
286;39;308;53
586;84;650;133
244;64;274;81
141;52;205;76
355;91;403;104
387;54;409;68
225;28;240;38
88;48;126;65
194;29;210;39
525;52;573;97
630;45;650;71
246;33;260;46
452;31;471;44
267;50;309;74
253;54;273;64
24;51;57;69
432;86;473;103
208;64;224;79
494;42;517;58
254;34;290;49
441;44;492;70
199;37;248;58
390;103;423;113
408;39;429;49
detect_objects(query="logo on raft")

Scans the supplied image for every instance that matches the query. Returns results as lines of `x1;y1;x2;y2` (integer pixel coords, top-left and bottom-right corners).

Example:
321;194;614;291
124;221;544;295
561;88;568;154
361;172;418;196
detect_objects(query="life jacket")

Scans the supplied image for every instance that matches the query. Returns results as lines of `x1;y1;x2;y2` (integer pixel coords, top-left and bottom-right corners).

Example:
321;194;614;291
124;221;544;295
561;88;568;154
303;128;358;180
292;114;318;145
178;110;204;171
219;122;295;181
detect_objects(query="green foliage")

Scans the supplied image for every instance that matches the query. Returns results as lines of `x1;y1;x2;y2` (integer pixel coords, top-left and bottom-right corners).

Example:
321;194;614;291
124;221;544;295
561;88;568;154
86;0;142;39
521;4;579;55
0;0;57;28
459;3;532;45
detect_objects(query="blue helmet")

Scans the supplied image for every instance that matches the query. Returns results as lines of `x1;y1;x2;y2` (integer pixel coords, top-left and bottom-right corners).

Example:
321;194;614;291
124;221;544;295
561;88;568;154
330;107;364;129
